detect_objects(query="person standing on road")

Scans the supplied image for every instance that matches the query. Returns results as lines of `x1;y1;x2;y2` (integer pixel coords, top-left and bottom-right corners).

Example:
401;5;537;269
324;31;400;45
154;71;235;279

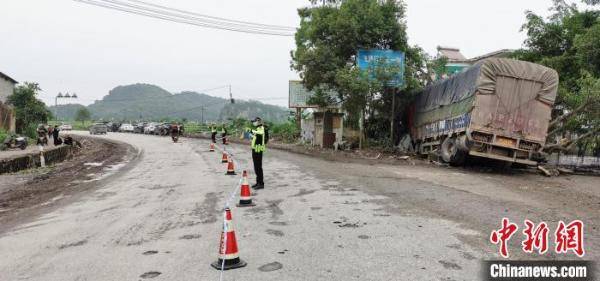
210;123;217;143
221;125;228;145
52;125;62;146
248;117;266;189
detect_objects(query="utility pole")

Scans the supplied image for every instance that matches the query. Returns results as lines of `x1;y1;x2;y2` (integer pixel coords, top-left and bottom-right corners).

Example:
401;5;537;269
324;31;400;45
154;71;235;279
390;87;396;145
200;107;204;124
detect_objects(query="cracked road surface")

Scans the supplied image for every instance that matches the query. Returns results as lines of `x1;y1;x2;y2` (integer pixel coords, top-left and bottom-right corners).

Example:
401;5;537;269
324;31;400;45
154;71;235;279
0;133;597;281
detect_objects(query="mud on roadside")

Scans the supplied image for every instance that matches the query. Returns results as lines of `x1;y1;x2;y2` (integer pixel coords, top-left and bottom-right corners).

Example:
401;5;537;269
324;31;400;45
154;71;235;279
0;136;136;233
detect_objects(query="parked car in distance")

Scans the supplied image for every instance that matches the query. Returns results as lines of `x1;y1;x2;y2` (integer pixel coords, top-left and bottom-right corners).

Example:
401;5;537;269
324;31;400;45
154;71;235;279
144;123;158;134
89;123;108;135
119;123;134;132
59;123;73;131
158;123;171;136
133;123;145;134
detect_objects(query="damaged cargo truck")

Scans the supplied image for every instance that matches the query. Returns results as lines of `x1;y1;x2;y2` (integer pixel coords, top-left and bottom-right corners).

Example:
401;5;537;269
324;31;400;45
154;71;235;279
409;58;558;165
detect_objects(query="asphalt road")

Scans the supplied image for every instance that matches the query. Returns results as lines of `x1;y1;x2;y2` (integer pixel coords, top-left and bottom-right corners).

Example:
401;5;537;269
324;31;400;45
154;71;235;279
0;132;598;281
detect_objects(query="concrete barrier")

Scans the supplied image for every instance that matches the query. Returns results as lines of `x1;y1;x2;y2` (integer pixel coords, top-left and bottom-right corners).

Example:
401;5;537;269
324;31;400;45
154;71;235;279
0;145;76;174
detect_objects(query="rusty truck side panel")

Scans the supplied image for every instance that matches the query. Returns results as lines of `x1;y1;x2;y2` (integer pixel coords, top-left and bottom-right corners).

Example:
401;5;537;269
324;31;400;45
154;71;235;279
411;58;558;164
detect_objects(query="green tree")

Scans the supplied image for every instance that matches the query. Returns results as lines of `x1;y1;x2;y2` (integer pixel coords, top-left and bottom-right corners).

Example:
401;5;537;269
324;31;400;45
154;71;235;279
7;82;52;134
291;0;427;146
513;0;600;152
75;108;91;125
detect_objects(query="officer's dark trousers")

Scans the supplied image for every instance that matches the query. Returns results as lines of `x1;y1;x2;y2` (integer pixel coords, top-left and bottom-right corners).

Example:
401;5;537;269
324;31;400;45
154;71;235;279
252;150;264;185
211;132;216;143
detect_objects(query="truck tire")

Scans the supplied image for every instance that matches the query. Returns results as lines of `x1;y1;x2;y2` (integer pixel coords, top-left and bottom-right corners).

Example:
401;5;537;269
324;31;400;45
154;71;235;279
441;137;466;166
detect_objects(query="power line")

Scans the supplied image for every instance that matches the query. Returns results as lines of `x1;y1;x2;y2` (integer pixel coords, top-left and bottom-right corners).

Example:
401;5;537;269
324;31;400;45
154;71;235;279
74;0;295;36
124;0;295;31
96;0;293;32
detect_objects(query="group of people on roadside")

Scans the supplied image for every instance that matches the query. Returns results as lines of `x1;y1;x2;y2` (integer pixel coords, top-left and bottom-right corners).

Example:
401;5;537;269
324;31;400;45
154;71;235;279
209;123;229;144
36;124;73;146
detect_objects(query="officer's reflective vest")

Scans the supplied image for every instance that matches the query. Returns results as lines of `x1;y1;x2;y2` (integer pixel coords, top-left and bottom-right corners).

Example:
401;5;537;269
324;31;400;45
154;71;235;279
210;126;217;133
251;126;266;153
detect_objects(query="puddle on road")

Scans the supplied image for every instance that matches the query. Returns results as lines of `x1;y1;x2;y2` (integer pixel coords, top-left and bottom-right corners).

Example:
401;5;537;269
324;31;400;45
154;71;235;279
179;234;201;240
266;229;284;237
258;262;283;272
140;271;162;279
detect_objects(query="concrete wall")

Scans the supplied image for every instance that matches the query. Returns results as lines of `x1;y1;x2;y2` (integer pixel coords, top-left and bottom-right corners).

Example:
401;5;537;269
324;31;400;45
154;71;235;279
0;76;16;132
0;77;15;104
0;145;75;174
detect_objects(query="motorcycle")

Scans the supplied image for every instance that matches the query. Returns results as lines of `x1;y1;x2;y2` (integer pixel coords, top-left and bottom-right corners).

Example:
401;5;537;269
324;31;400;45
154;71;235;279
1;135;28;151
36;130;48;146
171;134;179;143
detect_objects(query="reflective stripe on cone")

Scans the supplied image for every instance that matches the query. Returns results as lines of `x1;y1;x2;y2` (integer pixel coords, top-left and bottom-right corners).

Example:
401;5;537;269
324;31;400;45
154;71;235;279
225;158;236;175
237;170;255;207
211;208;247;270
221;152;228;163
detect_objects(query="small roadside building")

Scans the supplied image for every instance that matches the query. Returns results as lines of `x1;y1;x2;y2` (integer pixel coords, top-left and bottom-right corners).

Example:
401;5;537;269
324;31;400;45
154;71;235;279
435;46;513;79
289;80;344;149
0;71;17;133
300;109;344;148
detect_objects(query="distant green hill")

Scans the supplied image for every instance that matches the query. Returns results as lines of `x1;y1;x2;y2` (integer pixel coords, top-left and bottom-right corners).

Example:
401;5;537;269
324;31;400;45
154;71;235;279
50;104;86;121
48;83;290;123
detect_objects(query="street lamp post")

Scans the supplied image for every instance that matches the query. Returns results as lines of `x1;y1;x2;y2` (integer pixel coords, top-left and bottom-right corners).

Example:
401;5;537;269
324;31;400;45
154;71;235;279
55;92;78;122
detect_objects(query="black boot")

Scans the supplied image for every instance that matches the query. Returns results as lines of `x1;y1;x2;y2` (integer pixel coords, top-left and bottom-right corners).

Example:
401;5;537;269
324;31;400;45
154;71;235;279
252;183;264;190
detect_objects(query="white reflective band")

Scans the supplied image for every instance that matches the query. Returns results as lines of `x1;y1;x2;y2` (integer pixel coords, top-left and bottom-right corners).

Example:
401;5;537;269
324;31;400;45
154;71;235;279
224;220;234;232
219;252;239;260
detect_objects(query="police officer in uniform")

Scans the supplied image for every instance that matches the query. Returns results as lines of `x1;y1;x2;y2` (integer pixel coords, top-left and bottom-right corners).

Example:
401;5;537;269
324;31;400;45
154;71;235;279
248;117;266;189
221;125;228;144
210;123;217;143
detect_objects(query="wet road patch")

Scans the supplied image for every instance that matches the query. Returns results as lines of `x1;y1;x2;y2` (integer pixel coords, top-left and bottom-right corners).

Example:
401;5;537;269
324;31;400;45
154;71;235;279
266;229;284;237
290;188;318;197
439;260;462;270
258;262;283;272
140;271;162;279
179;234;201;240
58;239;87;249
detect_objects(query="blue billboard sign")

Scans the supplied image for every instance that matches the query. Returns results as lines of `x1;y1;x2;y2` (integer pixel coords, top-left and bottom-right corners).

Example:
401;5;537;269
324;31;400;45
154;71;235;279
357;49;405;87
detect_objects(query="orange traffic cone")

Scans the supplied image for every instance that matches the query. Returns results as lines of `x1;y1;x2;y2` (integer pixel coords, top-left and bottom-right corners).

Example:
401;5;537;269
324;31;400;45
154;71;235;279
225;158;236;175
237;171;255;207
211;208;247;270
209;143;215;152
221;152;228;163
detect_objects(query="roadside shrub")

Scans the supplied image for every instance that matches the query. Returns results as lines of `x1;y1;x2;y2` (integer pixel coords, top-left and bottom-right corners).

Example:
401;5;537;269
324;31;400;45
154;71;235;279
24;123;38;139
0;129;8;143
270;120;299;143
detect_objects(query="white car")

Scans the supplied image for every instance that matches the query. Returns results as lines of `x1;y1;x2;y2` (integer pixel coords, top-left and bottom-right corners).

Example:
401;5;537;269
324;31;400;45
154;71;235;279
119;123;134;132
59;124;73;131
144;123;157;134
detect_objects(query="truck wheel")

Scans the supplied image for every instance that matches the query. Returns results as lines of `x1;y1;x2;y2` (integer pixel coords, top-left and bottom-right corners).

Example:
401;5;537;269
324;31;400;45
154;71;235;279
441;137;466;166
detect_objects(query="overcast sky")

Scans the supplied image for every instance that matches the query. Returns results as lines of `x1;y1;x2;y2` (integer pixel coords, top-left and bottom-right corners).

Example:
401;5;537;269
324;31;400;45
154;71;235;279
1;0;559;108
